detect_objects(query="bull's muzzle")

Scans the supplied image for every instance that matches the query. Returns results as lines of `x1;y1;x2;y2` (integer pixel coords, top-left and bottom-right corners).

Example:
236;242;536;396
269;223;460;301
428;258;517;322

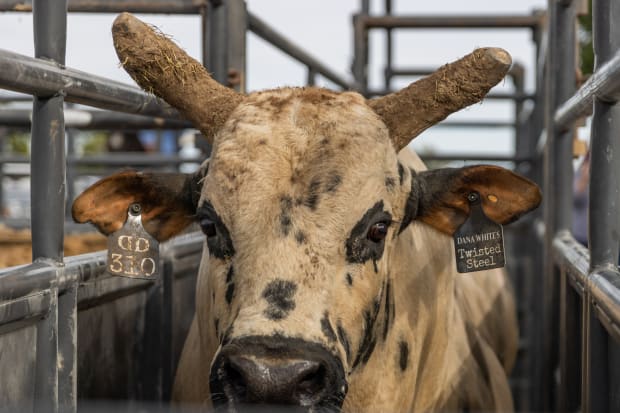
210;336;347;411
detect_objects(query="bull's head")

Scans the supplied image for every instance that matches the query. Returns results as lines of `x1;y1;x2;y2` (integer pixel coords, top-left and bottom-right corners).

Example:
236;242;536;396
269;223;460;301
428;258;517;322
73;13;541;412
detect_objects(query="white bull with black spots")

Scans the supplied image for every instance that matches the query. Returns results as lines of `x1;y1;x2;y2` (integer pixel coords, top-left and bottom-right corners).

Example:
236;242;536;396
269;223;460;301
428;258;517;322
73;13;541;412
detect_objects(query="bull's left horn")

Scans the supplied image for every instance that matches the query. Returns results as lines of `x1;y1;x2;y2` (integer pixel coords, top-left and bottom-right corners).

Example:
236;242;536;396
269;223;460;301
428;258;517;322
368;47;512;151
112;12;244;143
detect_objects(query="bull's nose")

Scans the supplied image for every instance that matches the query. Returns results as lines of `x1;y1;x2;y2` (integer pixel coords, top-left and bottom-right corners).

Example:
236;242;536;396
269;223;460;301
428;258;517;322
223;355;327;404
210;336;347;410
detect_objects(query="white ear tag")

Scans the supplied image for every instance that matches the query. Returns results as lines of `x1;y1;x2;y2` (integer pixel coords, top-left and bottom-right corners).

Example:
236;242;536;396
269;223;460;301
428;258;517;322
106;203;160;280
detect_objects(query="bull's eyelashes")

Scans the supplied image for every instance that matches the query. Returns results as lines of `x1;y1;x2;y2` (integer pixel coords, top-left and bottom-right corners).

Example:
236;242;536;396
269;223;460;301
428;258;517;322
345;201;392;264
196;201;235;259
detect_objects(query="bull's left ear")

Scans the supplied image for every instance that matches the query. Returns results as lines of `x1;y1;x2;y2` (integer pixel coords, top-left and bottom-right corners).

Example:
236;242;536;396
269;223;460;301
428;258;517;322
410;165;541;235
72;166;206;242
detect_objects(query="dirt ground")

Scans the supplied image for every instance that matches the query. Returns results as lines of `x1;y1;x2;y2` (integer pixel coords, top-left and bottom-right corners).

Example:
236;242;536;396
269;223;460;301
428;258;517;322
0;224;107;268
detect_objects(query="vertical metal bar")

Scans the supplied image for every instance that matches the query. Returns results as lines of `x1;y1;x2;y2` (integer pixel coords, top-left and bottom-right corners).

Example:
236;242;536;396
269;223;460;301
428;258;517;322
586;0;620;409
207;0;227;84
543;0;576;410
384;0;393;90
352;14;368;94
31;0;67;262
207;0;246;92
307;67;317;86
200;5;209;67
34;291;58;413
585;308;609;412
65;128;75;218
57;286;77;413
226;0;247;93
588;0;620;269
559;272;582;411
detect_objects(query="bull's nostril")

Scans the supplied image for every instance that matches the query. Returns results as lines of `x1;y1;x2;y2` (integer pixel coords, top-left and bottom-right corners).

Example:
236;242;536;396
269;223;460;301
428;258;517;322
222;360;248;401
296;364;327;400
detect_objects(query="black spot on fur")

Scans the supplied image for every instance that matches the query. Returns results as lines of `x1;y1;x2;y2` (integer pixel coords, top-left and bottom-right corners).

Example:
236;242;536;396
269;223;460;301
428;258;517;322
321;312;337;343
346;201;392;264
304;179;322;210
373;259;378;273
214;318;220;337
399;340;409;371
397;162;405;186
295;230;307;245
385;176;396;189
383;279;392;341
280;196;293;236
225;282;235;304
197;201;235;259
353;302;381;369
326;174;342;192
346;273;353;286
399;168;419;234
337;323;351;364
226;266;234;283
263;280;297;320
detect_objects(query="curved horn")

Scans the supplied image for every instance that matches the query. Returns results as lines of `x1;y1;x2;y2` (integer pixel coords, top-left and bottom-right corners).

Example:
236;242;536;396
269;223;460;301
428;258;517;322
368;47;512;151
112;12;244;143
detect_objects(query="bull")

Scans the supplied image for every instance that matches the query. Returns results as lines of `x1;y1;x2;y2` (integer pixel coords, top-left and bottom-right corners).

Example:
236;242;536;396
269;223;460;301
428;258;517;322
73;13;541;412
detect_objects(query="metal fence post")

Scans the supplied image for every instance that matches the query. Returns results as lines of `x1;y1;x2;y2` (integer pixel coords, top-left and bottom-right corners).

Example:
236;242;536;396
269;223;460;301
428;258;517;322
543;0;577;410
206;0;247;93
585;0;620;411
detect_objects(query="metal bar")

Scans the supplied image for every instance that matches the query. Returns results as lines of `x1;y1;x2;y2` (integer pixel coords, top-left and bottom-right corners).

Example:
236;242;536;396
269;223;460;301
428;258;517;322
57;286;77;413
383;0;393;90
554;49;620;130
248;13;353;90
359;14;546;29
0;0;203;13
543;1;577;411
0;153;202;166
207;0;228;85
588;0;620;269
0;49;181;118
227;0;247;93
31;0;67;262
0;108;192;130
34;290;58;413
589;269;620;339
586;305;609;412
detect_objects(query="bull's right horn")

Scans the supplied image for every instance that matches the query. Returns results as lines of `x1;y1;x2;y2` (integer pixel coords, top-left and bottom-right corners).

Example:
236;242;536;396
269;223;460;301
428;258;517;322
112;12;244;143
368;47;512;151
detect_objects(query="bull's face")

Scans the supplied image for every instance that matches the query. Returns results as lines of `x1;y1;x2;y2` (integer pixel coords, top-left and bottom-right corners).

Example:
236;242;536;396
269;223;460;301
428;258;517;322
200;89;407;410
72;13;542;413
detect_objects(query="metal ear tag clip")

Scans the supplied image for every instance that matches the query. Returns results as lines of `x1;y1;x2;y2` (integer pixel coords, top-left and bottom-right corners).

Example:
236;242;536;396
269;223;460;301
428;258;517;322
453;192;505;274
107;203;160;280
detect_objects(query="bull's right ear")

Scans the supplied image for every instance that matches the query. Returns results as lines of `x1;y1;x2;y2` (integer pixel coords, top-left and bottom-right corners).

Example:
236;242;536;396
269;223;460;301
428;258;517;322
72;165;207;242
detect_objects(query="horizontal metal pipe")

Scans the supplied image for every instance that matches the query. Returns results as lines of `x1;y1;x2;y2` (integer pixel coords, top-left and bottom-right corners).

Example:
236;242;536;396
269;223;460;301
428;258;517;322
0;49;181;119
360;14;545;29
0;108;192;130
0;153;203;165
0;0;202;13
554;48;620;130
248;13;353;89
589;269;620;339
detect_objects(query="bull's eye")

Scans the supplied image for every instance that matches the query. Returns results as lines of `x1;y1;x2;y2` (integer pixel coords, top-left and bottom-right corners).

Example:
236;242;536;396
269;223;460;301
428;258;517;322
367;222;390;243
200;218;217;237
